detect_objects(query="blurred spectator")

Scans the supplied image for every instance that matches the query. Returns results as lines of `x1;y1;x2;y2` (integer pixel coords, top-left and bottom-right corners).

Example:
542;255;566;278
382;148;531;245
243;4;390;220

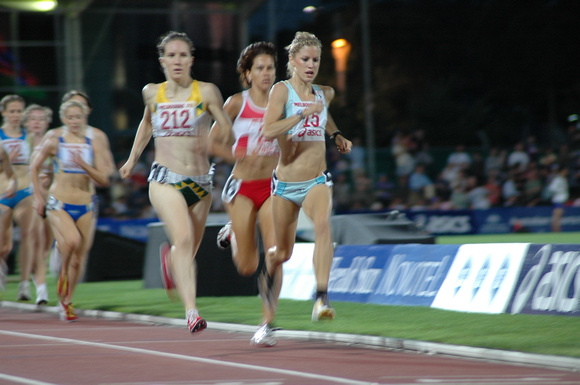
374;173;394;208
525;135;539;162
139;202;157;219
469;151;485;181
347;137;366;173
409;128;427;154
449;182;469;210
569;156;580;189
388;197;407;211
392;131;415;192
523;166;543;207
502;168;521;206
408;164;434;205
127;182;149;215
446;144;472;172
466;175;490;209
484;170;502;207
538;146;558;171
557;143;571;169
507;142;529;173
566;114;580;159
434;171;452;204
484;147;505;177
111;195;131;218
545;165;569;232
414;142;434;171
326;148;350;175
333;172;352;212
351;171;374;210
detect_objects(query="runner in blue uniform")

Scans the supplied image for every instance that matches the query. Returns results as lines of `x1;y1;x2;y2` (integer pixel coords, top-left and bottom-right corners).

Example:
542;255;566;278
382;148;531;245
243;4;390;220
258;32;352;343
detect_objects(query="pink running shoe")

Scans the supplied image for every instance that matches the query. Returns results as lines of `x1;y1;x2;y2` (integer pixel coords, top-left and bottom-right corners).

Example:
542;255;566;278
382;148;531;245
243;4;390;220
160;242;177;299
186;309;207;333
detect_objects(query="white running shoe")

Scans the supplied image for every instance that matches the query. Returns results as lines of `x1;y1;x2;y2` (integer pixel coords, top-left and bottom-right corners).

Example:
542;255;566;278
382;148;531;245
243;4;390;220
36;284;49;305
251;324;277;347
216;221;232;250
17;281;31;301
311;296;336;322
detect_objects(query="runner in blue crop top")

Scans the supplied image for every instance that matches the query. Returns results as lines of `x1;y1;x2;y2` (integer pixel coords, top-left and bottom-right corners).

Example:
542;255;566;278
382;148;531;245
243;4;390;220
31;99;113;322
259;32;352;332
0;94;36;300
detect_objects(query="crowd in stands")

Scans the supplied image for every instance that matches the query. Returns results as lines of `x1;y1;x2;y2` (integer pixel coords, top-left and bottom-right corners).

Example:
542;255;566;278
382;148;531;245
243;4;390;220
96;116;580;219
329;115;580;214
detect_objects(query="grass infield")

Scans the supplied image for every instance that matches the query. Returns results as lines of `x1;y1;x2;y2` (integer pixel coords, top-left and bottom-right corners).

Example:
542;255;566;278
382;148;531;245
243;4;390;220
1;231;579;358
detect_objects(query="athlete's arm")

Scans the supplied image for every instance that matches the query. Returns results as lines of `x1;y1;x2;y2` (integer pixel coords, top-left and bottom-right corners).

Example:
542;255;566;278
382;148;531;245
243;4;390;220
30;133;57;216
0;146;17;198
209;93;240;163
263;82;324;140
119;85;155;179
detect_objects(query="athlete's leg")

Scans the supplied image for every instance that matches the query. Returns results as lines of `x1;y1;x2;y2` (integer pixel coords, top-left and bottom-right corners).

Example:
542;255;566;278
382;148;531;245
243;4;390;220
65;210;96;303
33;218;54;286
257;197;276;262
0;205;13;291
0;205;13;265
184;193;212;307
228;195;259;276
256;196;277;324
263;196;300;323
13;196;36;286
302;184;334;291
149;182;211;312
47;208;82;301
29;213;46;281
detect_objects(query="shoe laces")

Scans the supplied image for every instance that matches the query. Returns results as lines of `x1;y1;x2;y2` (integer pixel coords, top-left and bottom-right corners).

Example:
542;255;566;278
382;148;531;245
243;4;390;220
186;309;200;321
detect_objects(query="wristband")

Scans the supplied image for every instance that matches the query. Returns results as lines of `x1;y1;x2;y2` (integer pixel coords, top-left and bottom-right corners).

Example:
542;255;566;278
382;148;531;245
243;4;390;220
329;130;343;141
296;110;305;119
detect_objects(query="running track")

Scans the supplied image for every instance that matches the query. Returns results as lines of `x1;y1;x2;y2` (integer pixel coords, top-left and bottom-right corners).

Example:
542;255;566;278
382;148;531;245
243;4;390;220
1;304;580;385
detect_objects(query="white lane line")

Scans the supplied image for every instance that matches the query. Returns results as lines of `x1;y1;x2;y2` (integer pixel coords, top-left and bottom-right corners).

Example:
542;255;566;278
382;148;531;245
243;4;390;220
0;373;58;385
0;330;378;385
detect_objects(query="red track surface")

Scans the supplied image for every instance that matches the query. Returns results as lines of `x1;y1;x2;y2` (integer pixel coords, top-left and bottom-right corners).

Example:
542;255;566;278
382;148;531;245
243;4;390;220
1;307;579;385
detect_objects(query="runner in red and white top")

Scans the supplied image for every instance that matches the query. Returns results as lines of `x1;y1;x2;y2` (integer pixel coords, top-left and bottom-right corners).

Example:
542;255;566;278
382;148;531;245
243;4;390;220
209;42;279;345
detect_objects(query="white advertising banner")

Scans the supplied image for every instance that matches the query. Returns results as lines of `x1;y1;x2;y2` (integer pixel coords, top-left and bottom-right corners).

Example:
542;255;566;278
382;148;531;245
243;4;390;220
279;243;316;300
432;243;529;314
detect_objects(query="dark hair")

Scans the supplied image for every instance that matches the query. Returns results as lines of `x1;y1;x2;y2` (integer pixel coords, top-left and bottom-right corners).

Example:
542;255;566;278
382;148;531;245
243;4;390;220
62;90;92;109
236;41;277;88
157;31;195;57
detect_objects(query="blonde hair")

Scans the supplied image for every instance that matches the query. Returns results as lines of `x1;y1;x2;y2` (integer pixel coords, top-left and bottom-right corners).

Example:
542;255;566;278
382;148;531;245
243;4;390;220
23;104;53;124
59;100;88;120
284;31;322;77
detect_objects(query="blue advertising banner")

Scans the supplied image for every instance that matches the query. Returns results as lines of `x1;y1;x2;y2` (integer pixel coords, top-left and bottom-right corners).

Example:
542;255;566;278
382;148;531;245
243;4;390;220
329;245;394;303
407;207;580;235
369;244;459;307
406;210;476;235
97;217;158;243
508;244;580;316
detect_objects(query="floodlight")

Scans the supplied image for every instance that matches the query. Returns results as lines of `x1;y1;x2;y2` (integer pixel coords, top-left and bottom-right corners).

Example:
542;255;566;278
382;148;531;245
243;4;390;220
0;0;57;12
